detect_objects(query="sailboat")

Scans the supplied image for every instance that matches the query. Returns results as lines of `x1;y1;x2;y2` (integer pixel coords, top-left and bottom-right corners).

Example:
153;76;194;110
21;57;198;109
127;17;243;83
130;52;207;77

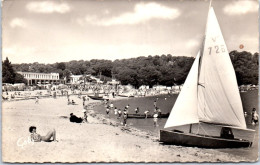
159;6;254;148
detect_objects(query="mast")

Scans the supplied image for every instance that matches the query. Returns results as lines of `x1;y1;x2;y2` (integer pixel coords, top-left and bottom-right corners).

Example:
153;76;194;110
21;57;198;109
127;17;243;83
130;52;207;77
195;0;212;131
198;0;212;80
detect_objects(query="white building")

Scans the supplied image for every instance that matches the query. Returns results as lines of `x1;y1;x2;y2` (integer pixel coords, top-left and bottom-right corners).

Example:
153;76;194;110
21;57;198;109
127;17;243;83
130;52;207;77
18;72;60;85
70;75;83;84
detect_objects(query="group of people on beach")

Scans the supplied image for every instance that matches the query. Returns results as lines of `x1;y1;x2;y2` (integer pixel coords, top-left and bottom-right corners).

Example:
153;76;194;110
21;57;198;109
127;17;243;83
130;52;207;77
104;101;129;126
103;99;163;127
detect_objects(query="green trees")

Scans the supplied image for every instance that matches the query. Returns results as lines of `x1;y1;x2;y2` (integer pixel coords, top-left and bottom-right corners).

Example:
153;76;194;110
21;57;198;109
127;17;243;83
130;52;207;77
2;57;16;84
2;57;27;84
230;51;259;85
6;50;259;87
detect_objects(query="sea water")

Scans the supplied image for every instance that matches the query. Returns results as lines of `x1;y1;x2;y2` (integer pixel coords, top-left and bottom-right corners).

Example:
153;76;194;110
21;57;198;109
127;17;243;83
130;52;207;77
93;90;259;160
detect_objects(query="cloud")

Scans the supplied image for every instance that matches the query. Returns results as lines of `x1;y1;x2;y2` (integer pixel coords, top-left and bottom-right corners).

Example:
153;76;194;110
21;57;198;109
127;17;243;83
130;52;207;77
186;39;199;49
79;2;180;26
10;18;26;28
223;1;258;15
26;1;70;14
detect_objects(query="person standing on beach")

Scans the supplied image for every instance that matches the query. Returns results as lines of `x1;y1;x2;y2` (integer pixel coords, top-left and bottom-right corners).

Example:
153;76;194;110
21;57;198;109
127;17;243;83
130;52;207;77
123;112;127;126
251;108;259;125
144;110;150;119
118;109;122;119
114;107;118;116
157;107;162;117
110;102;114;110
106;106;110;116
153;114;158;127
35;97;39;104
82;110;88;123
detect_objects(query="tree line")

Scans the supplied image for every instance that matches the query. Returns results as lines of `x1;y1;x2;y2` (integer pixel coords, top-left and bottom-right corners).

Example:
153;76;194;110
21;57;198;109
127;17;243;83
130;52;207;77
3;50;259;88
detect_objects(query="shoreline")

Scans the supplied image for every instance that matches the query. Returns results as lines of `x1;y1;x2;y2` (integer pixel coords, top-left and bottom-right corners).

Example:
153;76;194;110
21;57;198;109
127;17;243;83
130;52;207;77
2;94;255;162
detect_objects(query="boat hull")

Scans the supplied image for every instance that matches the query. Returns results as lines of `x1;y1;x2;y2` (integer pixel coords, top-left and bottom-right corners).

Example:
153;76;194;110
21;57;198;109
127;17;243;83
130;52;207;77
160;130;252;148
88;95;105;100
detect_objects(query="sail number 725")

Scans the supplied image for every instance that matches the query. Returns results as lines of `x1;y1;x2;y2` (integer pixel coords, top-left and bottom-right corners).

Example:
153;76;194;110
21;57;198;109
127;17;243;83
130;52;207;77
208;45;225;55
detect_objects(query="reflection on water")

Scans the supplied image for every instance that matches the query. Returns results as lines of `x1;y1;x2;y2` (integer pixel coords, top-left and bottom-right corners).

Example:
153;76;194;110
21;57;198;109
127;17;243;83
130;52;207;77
94;90;258;160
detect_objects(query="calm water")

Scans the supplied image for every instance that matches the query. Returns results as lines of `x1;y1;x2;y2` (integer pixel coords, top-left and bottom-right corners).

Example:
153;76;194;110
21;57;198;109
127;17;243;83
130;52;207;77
94;90;259;160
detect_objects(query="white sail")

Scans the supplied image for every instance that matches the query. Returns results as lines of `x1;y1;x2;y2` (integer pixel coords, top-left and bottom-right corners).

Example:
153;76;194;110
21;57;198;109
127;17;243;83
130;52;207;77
197;7;246;128
164;51;200;128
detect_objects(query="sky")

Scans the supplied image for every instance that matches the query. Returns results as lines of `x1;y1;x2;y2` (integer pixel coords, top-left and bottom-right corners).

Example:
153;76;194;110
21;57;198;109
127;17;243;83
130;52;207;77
2;0;258;64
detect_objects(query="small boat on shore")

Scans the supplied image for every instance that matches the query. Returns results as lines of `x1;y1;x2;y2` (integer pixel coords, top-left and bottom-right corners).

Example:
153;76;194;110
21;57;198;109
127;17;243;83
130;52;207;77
159;4;254;148
88;93;106;100
118;94;134;98
127;113;169;119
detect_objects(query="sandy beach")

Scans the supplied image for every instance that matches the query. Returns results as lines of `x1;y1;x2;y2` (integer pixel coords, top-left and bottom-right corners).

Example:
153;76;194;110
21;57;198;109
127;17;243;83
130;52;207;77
2;95;253;163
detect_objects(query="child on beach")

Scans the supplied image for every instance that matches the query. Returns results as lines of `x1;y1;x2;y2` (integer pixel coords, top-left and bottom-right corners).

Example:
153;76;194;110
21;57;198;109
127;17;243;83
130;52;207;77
106;106;110;115
118;109;122;119
114;107;118;116
29;126;57;142
135;107;139;114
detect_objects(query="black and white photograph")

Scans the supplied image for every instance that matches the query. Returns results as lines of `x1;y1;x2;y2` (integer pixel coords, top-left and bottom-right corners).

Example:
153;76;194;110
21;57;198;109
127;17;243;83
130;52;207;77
1;0;259;163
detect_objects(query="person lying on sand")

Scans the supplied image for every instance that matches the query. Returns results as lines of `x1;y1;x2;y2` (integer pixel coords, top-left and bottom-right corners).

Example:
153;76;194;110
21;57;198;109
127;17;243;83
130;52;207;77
70;113;83;123
29;126;57;142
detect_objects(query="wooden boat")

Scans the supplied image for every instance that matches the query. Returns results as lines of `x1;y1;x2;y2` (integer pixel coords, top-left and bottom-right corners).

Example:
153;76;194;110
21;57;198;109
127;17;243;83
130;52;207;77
159;4;254;148
88;93;105;100
127;113;169;119
160;129;252;148
118;94;134;98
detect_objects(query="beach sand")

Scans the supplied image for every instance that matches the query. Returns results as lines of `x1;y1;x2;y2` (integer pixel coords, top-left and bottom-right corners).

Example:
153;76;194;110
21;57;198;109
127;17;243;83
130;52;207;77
2;95;251;163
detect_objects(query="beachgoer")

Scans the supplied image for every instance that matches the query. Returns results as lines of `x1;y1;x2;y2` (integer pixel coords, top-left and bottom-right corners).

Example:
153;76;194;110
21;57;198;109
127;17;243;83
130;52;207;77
67;98;71;105
135;107;140;114
110;102;114;110
251;108;259;125
106;106;110;115
118;109;122;118
70;113;83;123
153;114;158;127
114;107;118;115
29;126;57;142
144;110;150;119
82;110;88;123
125;104;129;109
154;107;158;114
112;92;115;98
72;100;76;105
157;108;162;117
35;97;39;104
220;127;234;139
154;100;157;107
123;113;127;126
